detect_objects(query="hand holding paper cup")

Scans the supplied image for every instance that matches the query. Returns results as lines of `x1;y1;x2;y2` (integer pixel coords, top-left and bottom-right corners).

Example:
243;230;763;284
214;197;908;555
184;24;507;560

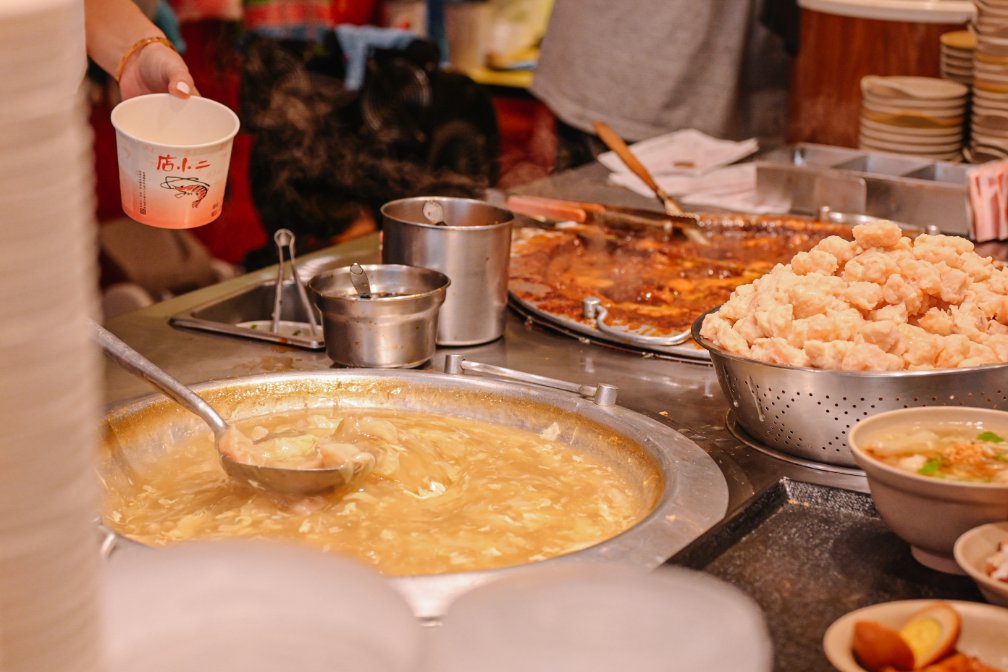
110;93;239;229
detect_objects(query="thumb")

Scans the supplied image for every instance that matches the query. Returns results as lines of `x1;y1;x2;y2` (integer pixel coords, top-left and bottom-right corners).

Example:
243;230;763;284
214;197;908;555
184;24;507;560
164;57;197;98
138;42;197;98
168;71;198;98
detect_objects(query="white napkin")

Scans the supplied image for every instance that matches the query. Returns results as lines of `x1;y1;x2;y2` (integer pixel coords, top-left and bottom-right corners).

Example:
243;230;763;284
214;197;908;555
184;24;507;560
598;129;759;178
607;164;789;214
598;129;769;212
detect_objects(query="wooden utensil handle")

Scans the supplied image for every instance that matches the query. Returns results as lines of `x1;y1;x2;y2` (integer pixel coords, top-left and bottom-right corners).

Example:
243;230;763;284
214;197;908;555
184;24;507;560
592;120;688;216
592;120;662;193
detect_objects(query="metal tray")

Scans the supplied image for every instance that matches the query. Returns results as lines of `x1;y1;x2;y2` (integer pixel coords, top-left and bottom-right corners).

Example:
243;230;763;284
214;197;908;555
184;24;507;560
755;143;971;236
508;285;710;362
669;478;984;672
170;280;324;350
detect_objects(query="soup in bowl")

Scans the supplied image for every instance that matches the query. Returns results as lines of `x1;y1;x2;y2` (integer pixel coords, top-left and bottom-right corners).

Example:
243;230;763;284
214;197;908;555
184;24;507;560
849;407;1008;574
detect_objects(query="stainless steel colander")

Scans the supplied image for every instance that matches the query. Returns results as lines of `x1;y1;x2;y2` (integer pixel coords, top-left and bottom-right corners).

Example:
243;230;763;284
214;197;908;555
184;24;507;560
692;311;1008;467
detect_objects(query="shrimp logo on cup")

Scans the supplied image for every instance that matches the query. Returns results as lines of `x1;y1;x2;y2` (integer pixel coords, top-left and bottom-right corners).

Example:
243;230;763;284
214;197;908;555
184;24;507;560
110;93;240;229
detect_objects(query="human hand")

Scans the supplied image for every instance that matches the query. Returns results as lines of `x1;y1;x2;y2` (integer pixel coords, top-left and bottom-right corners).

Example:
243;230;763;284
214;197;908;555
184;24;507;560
118;40;198;100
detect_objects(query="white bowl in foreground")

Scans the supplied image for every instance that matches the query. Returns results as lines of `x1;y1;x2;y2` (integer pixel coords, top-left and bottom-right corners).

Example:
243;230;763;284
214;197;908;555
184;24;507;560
848;407;1008;573
954;521;1008;607
823;599;1008;672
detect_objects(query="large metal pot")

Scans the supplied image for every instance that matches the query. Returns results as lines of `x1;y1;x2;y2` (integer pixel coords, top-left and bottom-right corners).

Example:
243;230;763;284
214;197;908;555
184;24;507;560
98;367;728;619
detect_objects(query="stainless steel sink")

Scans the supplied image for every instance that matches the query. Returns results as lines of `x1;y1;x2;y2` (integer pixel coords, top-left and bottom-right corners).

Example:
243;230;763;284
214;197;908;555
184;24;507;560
170;280;325;350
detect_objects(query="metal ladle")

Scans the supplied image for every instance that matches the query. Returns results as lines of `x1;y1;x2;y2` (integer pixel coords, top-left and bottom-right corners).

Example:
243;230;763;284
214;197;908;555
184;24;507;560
94;324;366;495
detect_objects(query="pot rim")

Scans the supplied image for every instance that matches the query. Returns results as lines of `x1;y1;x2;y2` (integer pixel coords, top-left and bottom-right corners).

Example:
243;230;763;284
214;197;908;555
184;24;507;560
380;196;514;231
307;263;451;306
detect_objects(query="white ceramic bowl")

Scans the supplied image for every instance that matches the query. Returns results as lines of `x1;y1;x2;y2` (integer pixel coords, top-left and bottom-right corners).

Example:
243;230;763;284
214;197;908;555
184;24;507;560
858;126;963;146
860;116;965;137
860;75;969;100
954;521;1008;607
848;407;1008;573
823;599;1008;672
857;134;963;154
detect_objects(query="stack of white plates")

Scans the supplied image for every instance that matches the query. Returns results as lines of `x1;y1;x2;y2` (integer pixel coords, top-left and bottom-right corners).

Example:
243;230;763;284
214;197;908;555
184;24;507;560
426;564;772;672
105;543;423;672
0;1;104;671
941;29;976;85
859;75;968;161
972;0;1008;159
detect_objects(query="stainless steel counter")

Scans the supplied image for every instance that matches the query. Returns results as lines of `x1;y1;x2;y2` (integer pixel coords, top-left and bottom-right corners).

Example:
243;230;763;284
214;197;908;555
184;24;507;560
102;196;867;517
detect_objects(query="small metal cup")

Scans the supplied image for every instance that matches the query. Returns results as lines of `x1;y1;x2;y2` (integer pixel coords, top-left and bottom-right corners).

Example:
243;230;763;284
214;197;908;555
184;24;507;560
307;264;450;368
381;197;513;346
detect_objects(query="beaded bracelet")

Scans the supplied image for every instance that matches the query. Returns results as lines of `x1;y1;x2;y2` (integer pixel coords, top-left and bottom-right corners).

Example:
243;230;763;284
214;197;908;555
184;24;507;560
115;36;177;82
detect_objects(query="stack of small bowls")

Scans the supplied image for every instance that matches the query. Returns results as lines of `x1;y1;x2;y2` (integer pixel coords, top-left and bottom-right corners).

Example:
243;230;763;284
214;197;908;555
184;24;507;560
859;75;968;161
972;0;1008;159
941;29;977;85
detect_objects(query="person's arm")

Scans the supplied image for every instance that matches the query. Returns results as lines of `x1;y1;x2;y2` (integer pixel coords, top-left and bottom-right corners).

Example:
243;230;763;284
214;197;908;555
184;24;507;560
83;0;196;99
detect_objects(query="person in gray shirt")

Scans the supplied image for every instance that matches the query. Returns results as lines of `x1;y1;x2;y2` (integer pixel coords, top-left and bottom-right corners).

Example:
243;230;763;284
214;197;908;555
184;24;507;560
530;0;793;169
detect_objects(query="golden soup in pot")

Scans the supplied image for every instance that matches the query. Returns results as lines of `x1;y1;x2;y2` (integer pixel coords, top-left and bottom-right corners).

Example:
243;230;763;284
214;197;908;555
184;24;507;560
101;407;659;576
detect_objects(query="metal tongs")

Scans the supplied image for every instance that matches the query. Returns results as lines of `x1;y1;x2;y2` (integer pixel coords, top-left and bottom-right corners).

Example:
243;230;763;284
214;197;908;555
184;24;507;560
506;193;709;245
271;229;319;337
591;120;711;246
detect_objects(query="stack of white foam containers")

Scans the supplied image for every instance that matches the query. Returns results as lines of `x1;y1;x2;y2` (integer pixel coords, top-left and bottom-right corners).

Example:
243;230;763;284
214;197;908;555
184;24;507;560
0;1;103;671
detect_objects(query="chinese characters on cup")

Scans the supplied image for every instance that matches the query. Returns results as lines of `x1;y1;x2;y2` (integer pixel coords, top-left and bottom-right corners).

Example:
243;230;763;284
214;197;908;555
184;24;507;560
156;154;212;214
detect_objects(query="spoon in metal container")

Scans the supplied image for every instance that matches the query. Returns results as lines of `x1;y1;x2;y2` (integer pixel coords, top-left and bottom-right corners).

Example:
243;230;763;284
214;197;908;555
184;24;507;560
422;199;447;226
94;324;366;495
349;262;372;299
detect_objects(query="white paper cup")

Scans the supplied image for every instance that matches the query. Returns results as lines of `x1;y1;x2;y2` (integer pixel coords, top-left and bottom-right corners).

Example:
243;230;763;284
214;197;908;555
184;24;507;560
110;93;239;229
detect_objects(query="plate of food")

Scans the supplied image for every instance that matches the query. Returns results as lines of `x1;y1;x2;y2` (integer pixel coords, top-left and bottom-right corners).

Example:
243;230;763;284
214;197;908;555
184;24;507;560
955;521;1008;607
823;599;1008;671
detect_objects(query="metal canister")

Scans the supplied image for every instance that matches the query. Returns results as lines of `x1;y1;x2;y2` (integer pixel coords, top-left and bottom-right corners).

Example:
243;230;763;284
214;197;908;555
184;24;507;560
381;197;513;346
308;264;450;368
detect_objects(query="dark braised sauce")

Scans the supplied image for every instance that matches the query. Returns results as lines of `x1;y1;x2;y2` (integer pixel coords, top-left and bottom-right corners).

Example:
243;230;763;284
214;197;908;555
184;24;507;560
509;215;855;336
